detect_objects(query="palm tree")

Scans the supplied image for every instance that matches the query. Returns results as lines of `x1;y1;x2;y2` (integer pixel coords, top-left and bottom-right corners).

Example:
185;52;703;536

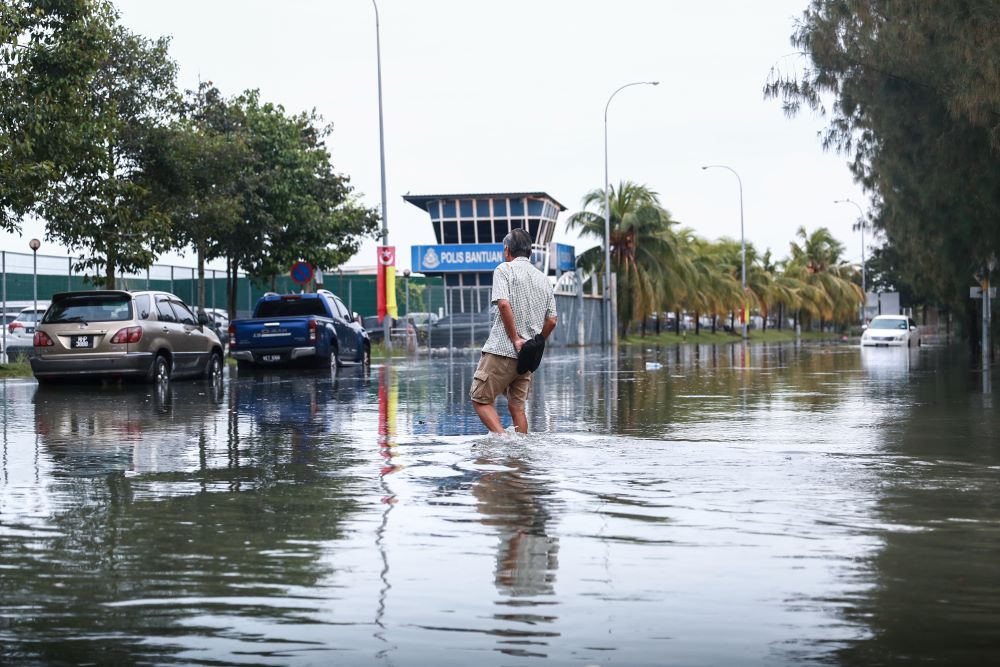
679;233;741;334
787;226;864;329
566;181;683;333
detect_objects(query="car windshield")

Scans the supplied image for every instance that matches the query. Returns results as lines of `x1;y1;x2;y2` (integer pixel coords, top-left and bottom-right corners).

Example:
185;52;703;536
15;310;44;322
869;318;908;330
44;295;132;323
255;298;328;318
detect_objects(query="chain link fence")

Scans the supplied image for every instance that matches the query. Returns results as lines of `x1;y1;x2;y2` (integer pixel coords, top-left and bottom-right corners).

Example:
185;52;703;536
387;272;606;353
2;250;607;358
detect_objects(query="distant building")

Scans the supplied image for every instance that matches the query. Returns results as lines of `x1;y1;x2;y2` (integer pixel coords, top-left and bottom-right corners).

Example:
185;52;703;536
403;192;574;312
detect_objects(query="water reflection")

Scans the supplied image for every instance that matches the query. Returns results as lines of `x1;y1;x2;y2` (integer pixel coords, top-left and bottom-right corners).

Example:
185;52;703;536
3;371;373;665
833;350;1000;665
1;344;999;664
471;445;560;658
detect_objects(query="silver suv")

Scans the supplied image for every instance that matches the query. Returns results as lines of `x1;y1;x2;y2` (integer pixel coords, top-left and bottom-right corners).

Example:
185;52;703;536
30;290;223;384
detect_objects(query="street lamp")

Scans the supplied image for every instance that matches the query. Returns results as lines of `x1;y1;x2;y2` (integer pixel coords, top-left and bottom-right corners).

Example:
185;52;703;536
372;1;392;351
701;165;747;339
603;80;658;345
834;198;866;325
29;238;40;327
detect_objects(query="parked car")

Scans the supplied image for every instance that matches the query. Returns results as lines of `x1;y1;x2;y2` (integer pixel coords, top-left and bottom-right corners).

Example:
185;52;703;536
362;314;429;346
7;306;48;342
429;310;493;348
405;312;440;328
861;315;921;347
30;290;224;383
229;290;370;368
362;315;384;344
201;307;230;346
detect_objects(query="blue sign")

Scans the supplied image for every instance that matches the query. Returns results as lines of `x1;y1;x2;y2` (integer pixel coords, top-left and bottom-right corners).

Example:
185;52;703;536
412;244;505;273
290;261;314;285
552;243;576;271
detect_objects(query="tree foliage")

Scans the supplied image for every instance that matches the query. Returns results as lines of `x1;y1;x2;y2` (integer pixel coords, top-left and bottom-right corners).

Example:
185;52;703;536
2;2;379;303
764;0;1000;312
567;181;863;332
1;0;178;286
566;181;682;329
153;86;380;314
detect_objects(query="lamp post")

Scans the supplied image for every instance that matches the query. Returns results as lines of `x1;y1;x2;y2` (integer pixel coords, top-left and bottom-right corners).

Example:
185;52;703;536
701;165;747;339
603;80;658;345
834;198;866;325
372;0;392;350
29;238;40;328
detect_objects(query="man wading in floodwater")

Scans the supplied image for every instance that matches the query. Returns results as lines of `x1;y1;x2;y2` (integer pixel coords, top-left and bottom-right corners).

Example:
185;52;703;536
470;228;557;433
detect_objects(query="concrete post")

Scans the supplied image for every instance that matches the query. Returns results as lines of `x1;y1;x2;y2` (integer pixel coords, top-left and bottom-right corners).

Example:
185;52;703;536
576;268;585;346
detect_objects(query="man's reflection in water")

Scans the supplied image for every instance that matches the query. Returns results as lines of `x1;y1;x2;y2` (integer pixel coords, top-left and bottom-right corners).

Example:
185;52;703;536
472;450;560;656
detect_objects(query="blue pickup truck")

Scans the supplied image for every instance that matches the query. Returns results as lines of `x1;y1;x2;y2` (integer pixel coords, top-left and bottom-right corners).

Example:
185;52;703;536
229;290;371;369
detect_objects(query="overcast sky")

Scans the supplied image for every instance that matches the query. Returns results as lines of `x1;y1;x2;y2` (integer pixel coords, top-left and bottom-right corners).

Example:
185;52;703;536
3;0;871;273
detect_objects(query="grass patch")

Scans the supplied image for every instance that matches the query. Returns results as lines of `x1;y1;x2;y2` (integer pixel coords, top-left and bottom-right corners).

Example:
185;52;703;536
621;329;845;347
370;341;408;358
0;358;33;378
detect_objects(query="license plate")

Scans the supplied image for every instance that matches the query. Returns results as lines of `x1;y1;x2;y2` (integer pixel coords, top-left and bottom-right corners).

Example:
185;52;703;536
71;335;92;349
262;354;281;362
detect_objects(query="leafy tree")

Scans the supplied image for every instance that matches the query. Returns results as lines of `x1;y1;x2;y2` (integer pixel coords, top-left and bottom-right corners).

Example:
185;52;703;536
1;1;178;287
0;0;116;233
147;83;252;311
149;84;380;316
220;92;380;315
765;0;1000;319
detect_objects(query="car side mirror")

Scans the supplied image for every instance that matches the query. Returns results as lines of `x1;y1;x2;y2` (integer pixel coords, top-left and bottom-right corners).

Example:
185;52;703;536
197;311;210;326
910;325;917;332
861;324;868;331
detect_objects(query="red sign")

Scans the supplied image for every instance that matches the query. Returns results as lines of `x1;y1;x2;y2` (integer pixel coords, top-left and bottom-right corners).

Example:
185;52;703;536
378;246;396;267
377;246;397;322
290;261;314;285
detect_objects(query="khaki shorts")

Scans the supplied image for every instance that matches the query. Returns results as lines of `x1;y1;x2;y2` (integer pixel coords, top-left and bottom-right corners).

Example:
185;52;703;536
469;352;532;408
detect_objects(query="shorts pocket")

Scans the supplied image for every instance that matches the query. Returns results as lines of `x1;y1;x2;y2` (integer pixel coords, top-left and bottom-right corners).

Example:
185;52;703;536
469;369;493;403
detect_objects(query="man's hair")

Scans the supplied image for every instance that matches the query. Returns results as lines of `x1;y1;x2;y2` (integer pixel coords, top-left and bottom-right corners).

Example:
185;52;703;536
503;227;533;259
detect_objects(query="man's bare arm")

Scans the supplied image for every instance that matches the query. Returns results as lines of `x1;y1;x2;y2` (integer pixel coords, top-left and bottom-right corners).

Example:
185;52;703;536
496;299;526;352
541;315;557;340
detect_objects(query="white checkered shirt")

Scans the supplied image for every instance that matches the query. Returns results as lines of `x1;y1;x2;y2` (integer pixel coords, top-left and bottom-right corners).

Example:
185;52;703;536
482;257;557;359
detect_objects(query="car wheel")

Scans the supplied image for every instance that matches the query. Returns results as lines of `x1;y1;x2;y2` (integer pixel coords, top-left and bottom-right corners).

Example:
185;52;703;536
204;351;223;382
317;345;339;369
147;354;170;384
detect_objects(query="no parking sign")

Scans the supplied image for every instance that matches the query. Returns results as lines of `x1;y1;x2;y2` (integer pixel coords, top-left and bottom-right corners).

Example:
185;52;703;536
290;261;314;286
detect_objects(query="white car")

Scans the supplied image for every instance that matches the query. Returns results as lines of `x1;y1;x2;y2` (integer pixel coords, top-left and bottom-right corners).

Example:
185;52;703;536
861;315;921;347
6;307;47;343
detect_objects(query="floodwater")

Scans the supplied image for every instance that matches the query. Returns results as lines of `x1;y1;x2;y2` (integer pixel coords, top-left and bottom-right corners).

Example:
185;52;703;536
1;342;999;666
